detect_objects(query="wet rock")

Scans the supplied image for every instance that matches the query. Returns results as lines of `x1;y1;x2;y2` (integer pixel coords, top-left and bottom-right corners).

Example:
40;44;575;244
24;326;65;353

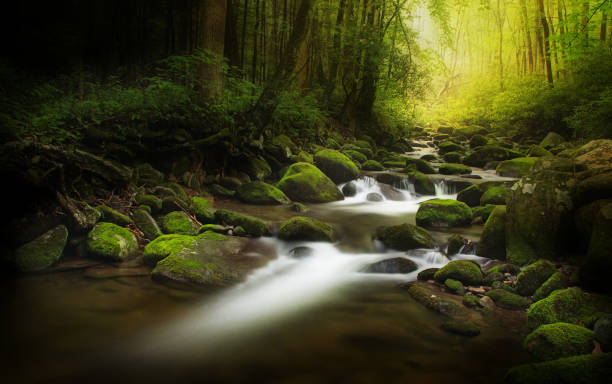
161;211;200;235
198;224;229;234
288;246;315;259
463;145;521;167
479;295;495;309
523;322;594;361
366;192;383;202
480;186;511;205
342;182;357;197
376;173;406;186
477;205;506;260
363;257;418;274
457;185;484;207
143;234;197;266
276;162;344;203
417;268;439;281
376;223;434;251
135;194;163;214
443;152;463;163
463;294;480;307
96;205;132;226
446;234;464;255
416;199;472;228
14;225;68;272
444;278;464;295
278;216;335;242
361;160;384;171
438;163;472;175
594;314;612;352
405;158;436;174
441;320;480;337
190;196;215;223
289;202;309;213
236;181;291;205
485;289;530;310
215;209;271;237
133;208;162;240
516;260;556;296
533;272;569;302
434;260;483;286
86;222;138;261
314;149;359;184
404;171;435;195
406;283;468;316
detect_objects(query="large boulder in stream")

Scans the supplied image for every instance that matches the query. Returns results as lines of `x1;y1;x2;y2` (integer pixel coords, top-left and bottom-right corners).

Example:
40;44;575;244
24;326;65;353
523;322;594;362
539;132;566;149
151;231;271;287
86;222;138;261
496;157;537;178
416;199;472;228
463;145;521;167
404;171;435;195
14;225;68;272
214;209;271;237
276;162;344;203
236;181;291;205
277;216;335;242
434;260;483;286
363;257;418;274
143;234;197;266
376;223;434;251
361;159;384;171
477;205;506;260
457;184;483;207
314;149;359;183
516;260;556;296
438;163;472;175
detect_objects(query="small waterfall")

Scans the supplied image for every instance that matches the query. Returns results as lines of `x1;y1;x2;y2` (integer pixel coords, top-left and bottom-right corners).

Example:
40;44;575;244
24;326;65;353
395;178;416;195
434;180;456;196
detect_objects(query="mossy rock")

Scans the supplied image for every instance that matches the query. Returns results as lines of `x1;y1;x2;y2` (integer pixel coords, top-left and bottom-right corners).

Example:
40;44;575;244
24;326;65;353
407;283;468;316
161;211;200;235
496;157;538;178
353;146;374;160
463;145;519;167
438;141;465;155
241;156;272;181
14;225;68;272
314;149;359;184
405;158;436;174
236;181;290;205
134;163;164;186
135;194;162;213
574;199;612;250
362;159;384;171
190;196;215;223
276;162;344;203
477;205;506;260
96;205;132;226
443;152;463;163
434;260;482;286
208;183;235;198
437;125;454;135
527;145;553;157
161;196;189;213
487;263;521;275
273;134;299;154
162;181;188;200
416;199;473;228
581;202;612;293
516;260;556;296
469;134;488;148
198;224;228;234
480;186;511;205
420;154;437;162
457;185;484;207
219;177;242;191
143;234;197;266
133;208;162;240
277;216;335;242
417;268;439;281
523;322;594;362
526;287;605;330
405;170;435;195
485;289;530;310
376;223;434;251
214;209;271;237
343;149;368;164
292;151;313;164
533;272;570;302
444;278;464;295
325;137;341;149
504;353;612;384
595;315;612;352
577;172;612;205
363;257;418;274
441;320;480;336
446;234;464;255
86;222;138;261
463;295;480;307
439;163;472;175
540;132;566;149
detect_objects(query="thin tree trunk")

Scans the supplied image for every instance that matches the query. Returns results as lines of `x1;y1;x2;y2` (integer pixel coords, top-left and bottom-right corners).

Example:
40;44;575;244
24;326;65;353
520;0;534;73
537;0;553;85
199;0;227;101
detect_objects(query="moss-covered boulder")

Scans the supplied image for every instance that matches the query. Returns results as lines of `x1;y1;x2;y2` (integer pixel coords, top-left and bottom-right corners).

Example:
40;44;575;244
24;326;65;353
314;149;359;184
417;268;439;281
236;181;290;205
477;205;506;260
160;211;200;235
86;222;138;261
480;186;511;205
363;257;418;274
472;204;496;223
463;145;520;167
416;199;473;228
292;151;314;164
214;209;270;237
434;260;483;286
376;223;434;251
277;216;335;242
595;315;612;352
96;205;132;226
353;146;374;160
133;208;162;240
540;132;566;149
143;234;196;266
377;173;406;187
533;272;570;302
135;194;162;213
151;232;267;287
504;353;612;384
574;199;612;249
190;196;215;223
527;145;553;157
14;225;68;272
446;234;464;255
526;287;588;330
485;289;530;310
442;152;463;163
469;134;488;148
523;322;594;361
276;162;344;203
241;156;272;181
581;202;612;293
343;149;367;164
516;260;556;296
577;172;612;205
134;163;164;186
407;283;468;316
444;278;464;295
404;171;435;195
506;157;577;265
162;181;188;200
405;158;436;174
438;141;464;155
438;163;472;175
457;184;484;207
496;157;537;177
273;134;299;154
361;160;384;171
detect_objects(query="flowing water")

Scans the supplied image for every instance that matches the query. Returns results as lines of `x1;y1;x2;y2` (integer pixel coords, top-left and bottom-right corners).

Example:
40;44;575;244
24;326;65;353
0;163;528;383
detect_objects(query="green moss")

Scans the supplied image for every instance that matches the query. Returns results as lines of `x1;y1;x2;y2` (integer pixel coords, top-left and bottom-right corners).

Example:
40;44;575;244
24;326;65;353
313;149;359;183
485;289;530;310
416;199;473;228
236;181;290;205
533;272;570;302
208;183;235;198
353;146;374;159
355;139;373;151
343;149;367;164
438;163;472;175
154;256;207;282
135;194;162;213
496;157;538;177
96;205;132;226
383;160;406;168
197;230;228;241
86;222;137;261
214;209;270;237
487;263;521;275
516;260;557;296
527;145;554;157
14;225;68;272
276;162;344;203
133;208;162;240
278;216;335;242
480;186;511;205
325;137;340;149
444;278;464;294
161;211;199;235
293;151;313;163
581;202;612;293
463;145;518;167
417;268;439;281
523;322;594;361
477;205;506;260
469;134;488;148
446;234;464;255
471;204;496;222
142;234;197;266
527;287;586;330
463;295;480;307
407;284;468;316
438;141;465;154
361;160;384;171
504;353;612;384
434;260;483;286
457;185;484;207
162;181;187;200
198;224;227;234
442;152;463;163
441;320;480;336
190;196;215;223
405;158;436;174
376;223;433;251
273;134;299;154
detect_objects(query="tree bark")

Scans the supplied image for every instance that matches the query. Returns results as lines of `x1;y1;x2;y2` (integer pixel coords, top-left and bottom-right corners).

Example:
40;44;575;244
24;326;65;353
199;0;227;101
537;0;553;85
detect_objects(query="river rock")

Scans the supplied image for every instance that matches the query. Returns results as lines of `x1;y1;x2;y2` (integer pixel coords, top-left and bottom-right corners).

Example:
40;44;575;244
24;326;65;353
434;260;483;286
457;185;484;207
485;289;530;310
342;182;357;197
86;222;138;261
361;160;384;171
446;234;464;255
496;157;537;177
143;234;197;266
406;283;468;317
533;272;569;302
96;205;132;226
523;322;594;361
416;199;472;228
133;208;162;240
215;209;271;237
540;132;566;149
278;216;335;242
404;171;435;195
441;320;480;337
438;163;472;175
480;186;511;205
276;162;344;203
477;205;506;260
314;149;359;184
288;246;315;259
236;181;291;205
161;211;200;235
363;257;418;274
405;158;436;174
14;225;69;272
135;194;163;213
417;268;439;281
190;196;215;223
376;223;434;251
463;145;521;167
366;192;383;202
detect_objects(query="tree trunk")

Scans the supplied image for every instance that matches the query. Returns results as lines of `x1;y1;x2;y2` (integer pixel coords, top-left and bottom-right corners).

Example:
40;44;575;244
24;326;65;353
537;0;553;85
519;0;534;73
199;0;227;101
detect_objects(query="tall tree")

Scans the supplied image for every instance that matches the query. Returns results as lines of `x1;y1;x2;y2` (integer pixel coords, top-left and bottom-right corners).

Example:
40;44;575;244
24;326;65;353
199;0;227;100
